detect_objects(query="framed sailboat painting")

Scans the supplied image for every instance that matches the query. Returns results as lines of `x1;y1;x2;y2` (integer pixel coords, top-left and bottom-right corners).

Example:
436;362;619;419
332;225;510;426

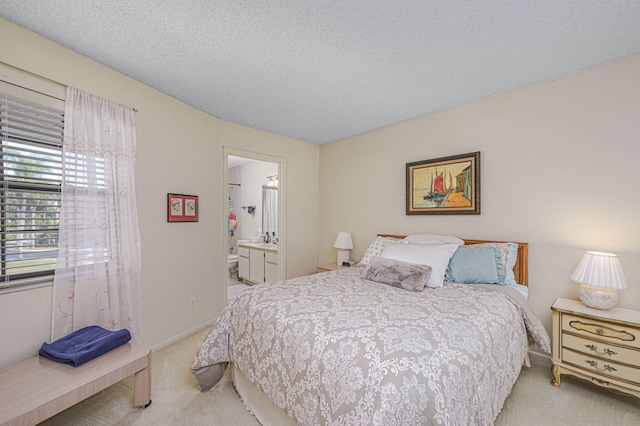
406;151;480;215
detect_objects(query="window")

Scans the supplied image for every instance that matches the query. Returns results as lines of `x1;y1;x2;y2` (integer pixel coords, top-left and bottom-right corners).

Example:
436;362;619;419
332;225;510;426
0;81;64;288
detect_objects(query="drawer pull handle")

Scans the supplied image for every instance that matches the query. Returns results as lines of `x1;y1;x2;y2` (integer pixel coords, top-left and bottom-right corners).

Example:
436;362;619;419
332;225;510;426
568;320;635;342
585;360;617;372
584;344;617;356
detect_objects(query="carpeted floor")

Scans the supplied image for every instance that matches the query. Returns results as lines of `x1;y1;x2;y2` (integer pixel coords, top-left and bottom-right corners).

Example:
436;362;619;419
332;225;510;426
41;327;640;425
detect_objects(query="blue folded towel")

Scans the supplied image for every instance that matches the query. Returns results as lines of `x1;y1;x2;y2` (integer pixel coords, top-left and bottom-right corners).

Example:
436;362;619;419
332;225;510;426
39;326;131;367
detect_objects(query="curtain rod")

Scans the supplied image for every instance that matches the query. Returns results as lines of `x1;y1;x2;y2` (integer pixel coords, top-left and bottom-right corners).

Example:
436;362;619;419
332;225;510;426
1;62;139;112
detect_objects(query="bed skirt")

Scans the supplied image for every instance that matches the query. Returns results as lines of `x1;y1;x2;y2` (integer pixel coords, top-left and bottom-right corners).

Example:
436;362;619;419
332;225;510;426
232;363;295;426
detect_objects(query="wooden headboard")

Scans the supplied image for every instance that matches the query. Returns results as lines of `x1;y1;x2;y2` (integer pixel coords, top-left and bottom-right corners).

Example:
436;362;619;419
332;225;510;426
377;234;529;287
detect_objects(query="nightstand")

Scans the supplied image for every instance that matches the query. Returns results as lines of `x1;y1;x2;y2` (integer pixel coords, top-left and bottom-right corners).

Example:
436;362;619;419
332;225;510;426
316;262;346;273
551;297;640;398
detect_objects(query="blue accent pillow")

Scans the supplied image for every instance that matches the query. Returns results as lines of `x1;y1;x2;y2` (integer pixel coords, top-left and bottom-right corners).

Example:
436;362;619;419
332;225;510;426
455;242;520;285
445;246;505;284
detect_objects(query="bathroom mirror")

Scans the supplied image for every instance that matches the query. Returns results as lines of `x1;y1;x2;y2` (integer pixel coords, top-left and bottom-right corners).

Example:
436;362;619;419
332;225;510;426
262;186;278;238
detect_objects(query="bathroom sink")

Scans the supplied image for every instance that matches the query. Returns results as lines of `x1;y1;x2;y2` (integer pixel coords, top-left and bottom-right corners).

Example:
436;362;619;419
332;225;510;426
251;243;278;250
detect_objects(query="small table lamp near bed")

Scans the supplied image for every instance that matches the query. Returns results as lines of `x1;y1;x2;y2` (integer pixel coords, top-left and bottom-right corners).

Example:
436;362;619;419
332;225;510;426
333;232;354;265
571;251;628;310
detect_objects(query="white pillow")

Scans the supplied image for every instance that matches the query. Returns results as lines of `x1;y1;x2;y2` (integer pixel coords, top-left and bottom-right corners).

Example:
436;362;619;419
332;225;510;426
403;234;464;246
380;243;458;289
359;236;403;265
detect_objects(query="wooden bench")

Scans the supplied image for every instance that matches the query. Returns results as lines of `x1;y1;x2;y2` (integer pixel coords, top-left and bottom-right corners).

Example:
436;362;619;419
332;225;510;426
0;342;151;426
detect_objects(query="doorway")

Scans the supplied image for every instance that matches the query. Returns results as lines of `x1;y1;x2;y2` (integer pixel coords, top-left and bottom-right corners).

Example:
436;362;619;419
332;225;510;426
223;147;286;300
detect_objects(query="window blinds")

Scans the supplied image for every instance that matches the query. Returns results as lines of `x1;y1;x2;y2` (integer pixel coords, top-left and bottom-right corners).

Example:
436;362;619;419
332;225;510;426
0;83;64;286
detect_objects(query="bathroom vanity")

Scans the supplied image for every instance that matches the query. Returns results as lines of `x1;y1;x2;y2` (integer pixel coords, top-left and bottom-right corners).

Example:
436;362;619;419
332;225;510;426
238;242;279;284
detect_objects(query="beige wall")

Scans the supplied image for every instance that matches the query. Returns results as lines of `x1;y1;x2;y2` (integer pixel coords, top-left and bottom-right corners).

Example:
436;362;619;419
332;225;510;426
319;54;640;336
0;19;319;368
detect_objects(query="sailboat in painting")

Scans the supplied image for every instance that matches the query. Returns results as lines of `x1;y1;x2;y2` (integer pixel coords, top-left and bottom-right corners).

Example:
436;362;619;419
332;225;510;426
423;170;447;202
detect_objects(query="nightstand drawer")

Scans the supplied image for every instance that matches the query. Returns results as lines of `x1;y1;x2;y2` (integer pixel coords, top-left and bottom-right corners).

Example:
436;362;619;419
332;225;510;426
562;347;640;385
562;333;640;366
562;314;640;350
551;298;640;399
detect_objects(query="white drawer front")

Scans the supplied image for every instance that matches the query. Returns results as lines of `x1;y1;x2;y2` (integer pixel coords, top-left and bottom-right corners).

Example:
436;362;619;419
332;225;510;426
562;314;640;350
238;247;249;257
562;348;640;386
265;251;278;264
563;333;640;366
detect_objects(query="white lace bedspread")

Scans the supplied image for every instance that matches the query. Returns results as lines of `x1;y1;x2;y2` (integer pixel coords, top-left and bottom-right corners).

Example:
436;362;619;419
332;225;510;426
192;266;550;425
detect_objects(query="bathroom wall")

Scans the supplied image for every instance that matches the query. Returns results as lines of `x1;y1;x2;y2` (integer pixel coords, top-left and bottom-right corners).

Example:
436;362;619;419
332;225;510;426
228;167;242;254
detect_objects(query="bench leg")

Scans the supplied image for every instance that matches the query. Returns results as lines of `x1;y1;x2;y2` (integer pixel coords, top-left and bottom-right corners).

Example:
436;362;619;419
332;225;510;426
133;351;152;408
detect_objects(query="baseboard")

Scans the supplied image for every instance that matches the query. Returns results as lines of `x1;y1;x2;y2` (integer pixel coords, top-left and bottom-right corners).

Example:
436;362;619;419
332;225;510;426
529;349;551;361
527;349;552;370
150;318;216;352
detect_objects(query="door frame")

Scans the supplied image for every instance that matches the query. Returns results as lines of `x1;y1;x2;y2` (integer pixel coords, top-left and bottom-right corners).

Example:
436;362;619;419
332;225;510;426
222;146;286;292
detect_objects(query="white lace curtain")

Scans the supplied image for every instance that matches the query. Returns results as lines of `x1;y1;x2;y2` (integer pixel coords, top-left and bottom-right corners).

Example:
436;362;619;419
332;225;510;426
52;87;142;342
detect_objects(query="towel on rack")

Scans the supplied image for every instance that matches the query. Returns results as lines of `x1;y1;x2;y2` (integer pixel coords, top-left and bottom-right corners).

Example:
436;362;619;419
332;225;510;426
39;325;131;367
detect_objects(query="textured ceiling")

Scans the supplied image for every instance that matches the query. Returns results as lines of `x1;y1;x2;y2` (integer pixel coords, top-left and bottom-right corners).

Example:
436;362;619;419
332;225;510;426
1;1;640;144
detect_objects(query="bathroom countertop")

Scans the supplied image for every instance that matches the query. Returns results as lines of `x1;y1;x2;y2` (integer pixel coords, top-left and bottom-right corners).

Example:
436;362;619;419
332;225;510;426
238;242;278;252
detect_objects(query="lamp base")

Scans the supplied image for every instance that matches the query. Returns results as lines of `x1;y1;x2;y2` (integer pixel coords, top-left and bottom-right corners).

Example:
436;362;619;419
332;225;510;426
578;284;619;310
337;250;350;265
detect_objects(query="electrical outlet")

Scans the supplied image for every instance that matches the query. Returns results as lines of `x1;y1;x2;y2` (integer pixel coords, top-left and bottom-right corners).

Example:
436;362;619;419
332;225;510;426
189;297;196;310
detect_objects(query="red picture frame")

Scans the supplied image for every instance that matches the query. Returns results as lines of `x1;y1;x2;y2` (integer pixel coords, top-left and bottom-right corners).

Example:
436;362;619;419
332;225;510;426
167;193;198;222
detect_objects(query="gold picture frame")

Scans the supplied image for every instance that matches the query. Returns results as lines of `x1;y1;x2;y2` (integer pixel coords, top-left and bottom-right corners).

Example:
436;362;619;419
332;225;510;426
406;151;480;215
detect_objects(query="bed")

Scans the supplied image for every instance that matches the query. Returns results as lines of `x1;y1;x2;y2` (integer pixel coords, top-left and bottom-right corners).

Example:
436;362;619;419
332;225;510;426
192;234;550;425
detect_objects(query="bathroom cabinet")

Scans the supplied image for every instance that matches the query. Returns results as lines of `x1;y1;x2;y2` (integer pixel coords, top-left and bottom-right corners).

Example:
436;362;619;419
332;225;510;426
238;243;278;284
264;251;278;283
238;247;249;281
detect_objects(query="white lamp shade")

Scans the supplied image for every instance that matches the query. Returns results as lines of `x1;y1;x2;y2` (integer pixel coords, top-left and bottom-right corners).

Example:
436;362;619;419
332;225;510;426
570;251;627;290
333;232;354;250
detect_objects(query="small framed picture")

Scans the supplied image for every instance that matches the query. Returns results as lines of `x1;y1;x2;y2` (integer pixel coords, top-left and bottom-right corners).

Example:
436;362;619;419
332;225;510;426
168;193;199;222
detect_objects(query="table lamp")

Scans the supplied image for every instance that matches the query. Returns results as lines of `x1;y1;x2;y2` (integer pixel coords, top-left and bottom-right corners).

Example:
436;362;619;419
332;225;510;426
333;232;353;265
570;251;628;310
